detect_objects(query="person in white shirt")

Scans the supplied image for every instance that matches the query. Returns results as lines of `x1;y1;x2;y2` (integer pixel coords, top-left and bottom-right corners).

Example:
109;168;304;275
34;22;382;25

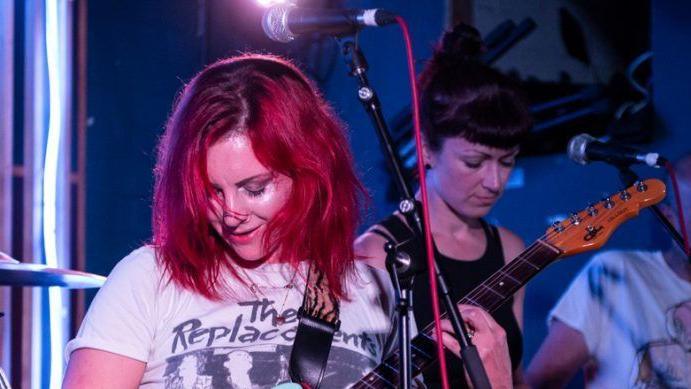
62;53;514;388
527;154;691;388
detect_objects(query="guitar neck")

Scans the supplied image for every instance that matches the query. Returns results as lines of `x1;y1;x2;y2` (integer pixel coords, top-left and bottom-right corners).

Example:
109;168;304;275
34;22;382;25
443;240;561;317
353;240;562;389
353;178;665;388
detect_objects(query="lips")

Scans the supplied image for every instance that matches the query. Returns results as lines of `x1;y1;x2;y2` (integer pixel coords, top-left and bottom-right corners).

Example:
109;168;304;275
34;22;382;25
473;196;498;206
225;225;262;245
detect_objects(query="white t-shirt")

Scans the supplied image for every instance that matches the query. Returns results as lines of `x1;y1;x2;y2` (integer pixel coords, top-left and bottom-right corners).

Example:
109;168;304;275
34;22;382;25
550;250;691;388
66;246;398;388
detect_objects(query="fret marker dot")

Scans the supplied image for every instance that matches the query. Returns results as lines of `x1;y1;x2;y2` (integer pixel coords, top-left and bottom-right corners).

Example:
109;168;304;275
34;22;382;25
499;281;504;287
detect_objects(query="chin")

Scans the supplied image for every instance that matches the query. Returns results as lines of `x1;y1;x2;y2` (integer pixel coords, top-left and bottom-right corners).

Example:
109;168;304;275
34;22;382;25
232;247;268;263
464;206;492;219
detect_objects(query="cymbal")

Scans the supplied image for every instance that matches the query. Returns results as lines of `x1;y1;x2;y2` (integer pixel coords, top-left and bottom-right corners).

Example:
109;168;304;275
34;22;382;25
0;251;18;263
0;259;106;289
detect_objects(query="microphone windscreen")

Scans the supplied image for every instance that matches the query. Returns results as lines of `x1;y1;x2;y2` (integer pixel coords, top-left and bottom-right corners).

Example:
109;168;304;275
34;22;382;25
262;5;294;43
567;133;595;165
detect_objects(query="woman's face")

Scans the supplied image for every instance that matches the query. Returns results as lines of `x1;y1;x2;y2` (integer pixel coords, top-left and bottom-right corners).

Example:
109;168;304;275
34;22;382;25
206;133;293;263
426;136;518;219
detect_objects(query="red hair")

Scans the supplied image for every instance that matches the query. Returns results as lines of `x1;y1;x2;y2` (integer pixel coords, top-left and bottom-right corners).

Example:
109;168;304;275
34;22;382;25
153;54;364;300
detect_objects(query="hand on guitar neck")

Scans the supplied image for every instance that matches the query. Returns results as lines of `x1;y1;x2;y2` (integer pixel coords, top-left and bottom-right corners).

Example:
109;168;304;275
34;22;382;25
433;305;513;389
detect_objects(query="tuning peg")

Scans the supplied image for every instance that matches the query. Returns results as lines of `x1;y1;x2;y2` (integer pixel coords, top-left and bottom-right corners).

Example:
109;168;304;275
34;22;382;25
635;180;648;192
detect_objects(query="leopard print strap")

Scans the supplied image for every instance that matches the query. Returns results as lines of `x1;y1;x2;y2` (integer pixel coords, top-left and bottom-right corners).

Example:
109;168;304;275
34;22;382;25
300;263;340;326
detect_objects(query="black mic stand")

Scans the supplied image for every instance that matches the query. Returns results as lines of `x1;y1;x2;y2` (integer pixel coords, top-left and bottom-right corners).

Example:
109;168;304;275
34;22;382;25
617;166;691;262
337;35;491;389
385;241;415;388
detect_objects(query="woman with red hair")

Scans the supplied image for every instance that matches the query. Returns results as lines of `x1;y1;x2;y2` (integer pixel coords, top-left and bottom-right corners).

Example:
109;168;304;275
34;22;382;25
63;53;511;388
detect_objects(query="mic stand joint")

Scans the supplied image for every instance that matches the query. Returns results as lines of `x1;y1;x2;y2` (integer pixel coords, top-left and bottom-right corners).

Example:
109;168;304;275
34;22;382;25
338;35;491;388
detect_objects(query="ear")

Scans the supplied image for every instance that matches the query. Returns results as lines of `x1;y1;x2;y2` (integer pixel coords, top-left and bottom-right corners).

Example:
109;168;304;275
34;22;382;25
421;139;436;168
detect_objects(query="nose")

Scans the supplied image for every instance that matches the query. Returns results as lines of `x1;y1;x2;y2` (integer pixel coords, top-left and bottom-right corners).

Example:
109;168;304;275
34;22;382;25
221;194;249;227
223;210;248;226
483;163;503;193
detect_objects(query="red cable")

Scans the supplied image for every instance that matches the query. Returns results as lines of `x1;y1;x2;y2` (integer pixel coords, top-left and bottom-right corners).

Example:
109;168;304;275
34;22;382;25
395;16;451;389
664;161;691;256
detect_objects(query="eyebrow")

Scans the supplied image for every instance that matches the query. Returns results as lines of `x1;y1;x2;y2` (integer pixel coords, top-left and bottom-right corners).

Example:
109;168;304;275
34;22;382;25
458;150;519;158
458;151;491;158
235;172;273;187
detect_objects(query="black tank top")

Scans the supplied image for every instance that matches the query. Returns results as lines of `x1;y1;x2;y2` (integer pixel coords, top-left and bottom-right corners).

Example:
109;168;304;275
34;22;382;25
375;214;523;387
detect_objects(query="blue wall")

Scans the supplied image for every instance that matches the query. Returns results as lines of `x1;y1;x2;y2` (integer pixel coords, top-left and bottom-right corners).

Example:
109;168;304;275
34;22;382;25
652;1;691;156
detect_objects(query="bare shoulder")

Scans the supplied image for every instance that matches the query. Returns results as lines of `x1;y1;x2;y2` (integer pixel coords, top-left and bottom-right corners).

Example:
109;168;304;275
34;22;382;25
354;227;391;270
497;226;525;263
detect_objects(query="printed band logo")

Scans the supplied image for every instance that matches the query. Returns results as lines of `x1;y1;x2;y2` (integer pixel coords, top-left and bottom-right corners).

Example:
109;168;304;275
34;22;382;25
170;298;380;358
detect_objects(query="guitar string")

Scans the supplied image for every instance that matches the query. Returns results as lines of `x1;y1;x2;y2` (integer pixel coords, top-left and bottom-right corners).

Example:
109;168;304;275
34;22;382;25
357;190;622;388
462;182;651;315
358;218;594;388
356;182;655;388
361;180;661;387
363;196;619;388
421;187;625;334
355;220;582;388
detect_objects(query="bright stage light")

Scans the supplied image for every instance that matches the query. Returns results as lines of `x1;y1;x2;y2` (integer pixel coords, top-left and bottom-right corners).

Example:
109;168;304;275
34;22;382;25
256;0;289;8
44;0;66;387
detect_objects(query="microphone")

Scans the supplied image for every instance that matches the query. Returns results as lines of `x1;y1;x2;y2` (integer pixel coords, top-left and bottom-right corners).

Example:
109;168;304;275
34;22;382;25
567;133;667;168
261;4;397;43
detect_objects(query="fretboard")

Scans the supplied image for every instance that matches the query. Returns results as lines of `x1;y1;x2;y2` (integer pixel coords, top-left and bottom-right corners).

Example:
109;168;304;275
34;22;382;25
352;240;561;389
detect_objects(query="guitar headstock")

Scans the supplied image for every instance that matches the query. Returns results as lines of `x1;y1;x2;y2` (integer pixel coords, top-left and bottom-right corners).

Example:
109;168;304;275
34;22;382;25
545;179;666;257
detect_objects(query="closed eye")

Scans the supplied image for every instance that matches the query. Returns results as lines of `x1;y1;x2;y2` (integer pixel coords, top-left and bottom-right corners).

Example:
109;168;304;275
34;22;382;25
240;175;273;198
209;186;224;199
244;187;266;197
500;159;516;167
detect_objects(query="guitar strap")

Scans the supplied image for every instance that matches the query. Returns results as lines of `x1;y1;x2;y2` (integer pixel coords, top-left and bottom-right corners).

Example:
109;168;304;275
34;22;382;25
288;262;340;388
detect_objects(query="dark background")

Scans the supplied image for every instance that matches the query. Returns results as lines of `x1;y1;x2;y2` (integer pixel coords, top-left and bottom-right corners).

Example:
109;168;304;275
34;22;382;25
83;0;691;386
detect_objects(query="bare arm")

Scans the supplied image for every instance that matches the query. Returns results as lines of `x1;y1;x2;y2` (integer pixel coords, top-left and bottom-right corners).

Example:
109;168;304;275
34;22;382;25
525;319;590;388
63;348;145;389
354;228;391;270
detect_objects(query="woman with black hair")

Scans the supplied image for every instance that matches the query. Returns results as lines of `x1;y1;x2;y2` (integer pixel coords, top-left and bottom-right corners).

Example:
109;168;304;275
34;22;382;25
356;23;532;388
